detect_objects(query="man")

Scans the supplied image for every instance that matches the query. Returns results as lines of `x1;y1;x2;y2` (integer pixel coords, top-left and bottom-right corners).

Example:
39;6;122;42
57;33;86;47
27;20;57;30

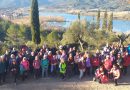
109;64;120;86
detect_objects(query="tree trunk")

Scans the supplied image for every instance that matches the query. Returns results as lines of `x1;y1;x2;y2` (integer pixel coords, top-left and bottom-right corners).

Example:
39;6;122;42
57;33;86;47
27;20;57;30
79;39;84;51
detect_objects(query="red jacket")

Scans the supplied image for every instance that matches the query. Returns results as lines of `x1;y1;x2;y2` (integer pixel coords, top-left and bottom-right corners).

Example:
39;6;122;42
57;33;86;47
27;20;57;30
91;57;100;67
78;61;86;69
123;56;130;66
103;59;112;70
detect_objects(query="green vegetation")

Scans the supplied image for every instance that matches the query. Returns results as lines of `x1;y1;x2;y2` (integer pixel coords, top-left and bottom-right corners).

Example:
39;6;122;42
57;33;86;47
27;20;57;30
108;13;113;32
0;7;130;55
96;10;100;30
102;10;108;30
31;0;41;45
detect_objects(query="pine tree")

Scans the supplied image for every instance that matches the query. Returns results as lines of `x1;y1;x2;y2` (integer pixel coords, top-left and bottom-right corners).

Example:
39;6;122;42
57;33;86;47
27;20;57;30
108;12;113;32
96;10;100;30
31;0;41;45
102;10;107;30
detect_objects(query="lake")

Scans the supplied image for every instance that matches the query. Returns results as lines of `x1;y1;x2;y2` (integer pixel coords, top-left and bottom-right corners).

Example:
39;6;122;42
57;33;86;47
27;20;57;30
39;12;130;33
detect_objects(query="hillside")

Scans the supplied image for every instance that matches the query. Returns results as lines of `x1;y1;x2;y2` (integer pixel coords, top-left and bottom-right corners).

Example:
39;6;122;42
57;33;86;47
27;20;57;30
0;0;130;11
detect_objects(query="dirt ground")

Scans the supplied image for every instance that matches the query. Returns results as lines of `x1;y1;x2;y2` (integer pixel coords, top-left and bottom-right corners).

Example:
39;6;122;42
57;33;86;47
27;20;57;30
0;67;130;90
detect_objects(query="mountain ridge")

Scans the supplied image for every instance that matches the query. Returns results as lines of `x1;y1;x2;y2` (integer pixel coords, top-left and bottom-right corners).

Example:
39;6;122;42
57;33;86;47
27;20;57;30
0;0;129;10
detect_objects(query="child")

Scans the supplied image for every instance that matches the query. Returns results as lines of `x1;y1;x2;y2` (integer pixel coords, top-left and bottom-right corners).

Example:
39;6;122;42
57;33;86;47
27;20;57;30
59;58;66;80
20;57;30;81
41;55;49;78
10;60;18;85
33;56;40;79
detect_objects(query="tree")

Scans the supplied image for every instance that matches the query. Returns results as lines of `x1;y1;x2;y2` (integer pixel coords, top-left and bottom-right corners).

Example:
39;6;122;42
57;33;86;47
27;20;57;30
6;24;24;46
108;12;113;32
118;33;130;46
96;10;100;30
61;20;88;51
102;10;108;30
47;31;61;47
31;0;41;45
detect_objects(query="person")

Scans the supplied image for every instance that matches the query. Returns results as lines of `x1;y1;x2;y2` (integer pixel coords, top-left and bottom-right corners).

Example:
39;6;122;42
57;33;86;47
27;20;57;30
109;64;120;86
10;59;18;85
20;57;30;81
67;53;74;78
85;54;91;76
127;44;130;55
103;55;112;75
29;51;35;73
41;55;49;78
78;57;86;79
116;53;123;73
59;58;66;80
74;51;80;75
50;55;58;76
33;56;40;79
93;66;108;84
0;56;6;85
91;54;100;75
123;52;130;75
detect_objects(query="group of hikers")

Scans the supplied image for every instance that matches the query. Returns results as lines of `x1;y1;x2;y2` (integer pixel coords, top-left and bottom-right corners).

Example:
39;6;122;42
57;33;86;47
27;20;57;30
0;43;130;86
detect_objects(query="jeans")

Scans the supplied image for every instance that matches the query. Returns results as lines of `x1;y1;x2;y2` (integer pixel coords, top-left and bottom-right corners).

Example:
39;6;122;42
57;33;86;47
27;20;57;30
42;68;48;78
79;69;85;79
34;69;40;79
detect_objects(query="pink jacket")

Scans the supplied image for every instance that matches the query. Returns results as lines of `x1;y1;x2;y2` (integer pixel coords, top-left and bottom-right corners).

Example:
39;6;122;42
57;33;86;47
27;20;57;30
21;60;29;70
33;60;40;69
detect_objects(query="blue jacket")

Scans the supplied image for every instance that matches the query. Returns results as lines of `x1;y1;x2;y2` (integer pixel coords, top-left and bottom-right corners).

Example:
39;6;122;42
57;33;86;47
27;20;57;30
0;61;6;73
41;59;49;69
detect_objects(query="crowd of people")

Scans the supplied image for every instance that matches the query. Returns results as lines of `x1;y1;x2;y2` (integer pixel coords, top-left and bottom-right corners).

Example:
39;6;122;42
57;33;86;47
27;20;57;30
0;43;130;86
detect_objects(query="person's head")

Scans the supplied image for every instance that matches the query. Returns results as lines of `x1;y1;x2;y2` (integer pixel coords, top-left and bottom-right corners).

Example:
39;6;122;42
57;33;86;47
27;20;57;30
86;54;90;58
35;56;39;60
69;48;73;52
99;66;103;71
13;47;16;51
48;51;52;55
12;59;16;64
80;57;84;62
106;55;110;59
43;55;47;59
11;54;15;59
60;58;65;63
112;64;118;70
31;51;35;56
5;50;9;55
117;53;121;58
69;53;73;58
23;57;27;61
73;47;76;51
76;51;79;55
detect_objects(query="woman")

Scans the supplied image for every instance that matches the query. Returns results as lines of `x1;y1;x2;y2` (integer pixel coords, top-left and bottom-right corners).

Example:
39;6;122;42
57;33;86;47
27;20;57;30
59;58;66;80
78;57;86;79
109;64;120;86
33;56;40;79
50;55;58;76
103;55;112;75
91;54;100;75
74;51;80;75
0;56;6;85
85;54;91;76
41;55;49;78
123;52;130;75
116;53;123;73
67;53;74;78
10;59;18;84
20;57;30;81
